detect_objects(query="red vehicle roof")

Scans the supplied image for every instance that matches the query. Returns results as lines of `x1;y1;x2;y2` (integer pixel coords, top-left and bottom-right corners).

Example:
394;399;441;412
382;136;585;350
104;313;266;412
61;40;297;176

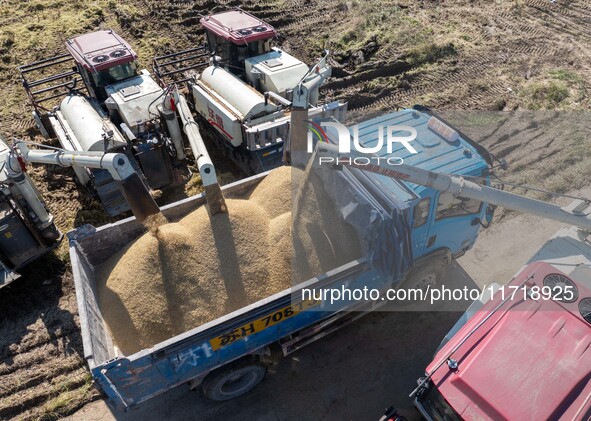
428;262;591;420
66;30;138;72
200;10;276;45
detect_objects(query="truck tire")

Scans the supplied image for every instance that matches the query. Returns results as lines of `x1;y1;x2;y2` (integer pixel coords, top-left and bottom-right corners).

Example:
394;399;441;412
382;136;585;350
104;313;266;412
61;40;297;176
399;258;446;292
201;360;267;401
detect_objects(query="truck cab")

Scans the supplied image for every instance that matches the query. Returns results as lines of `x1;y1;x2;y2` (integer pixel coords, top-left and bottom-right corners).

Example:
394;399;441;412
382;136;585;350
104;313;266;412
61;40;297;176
322;107;494;286
414;257;591;420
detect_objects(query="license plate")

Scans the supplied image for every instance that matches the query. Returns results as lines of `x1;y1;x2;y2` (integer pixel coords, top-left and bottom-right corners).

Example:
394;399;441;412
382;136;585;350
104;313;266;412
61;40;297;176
209;299;321;351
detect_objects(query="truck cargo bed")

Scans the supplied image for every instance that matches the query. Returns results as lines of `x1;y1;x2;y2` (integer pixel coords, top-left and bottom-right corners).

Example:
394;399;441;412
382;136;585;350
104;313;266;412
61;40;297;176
68;167;412;409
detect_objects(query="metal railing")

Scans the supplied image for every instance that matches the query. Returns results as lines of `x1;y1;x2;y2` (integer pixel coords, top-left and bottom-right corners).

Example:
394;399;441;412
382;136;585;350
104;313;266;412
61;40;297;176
153;45;210;87
19;54;87;112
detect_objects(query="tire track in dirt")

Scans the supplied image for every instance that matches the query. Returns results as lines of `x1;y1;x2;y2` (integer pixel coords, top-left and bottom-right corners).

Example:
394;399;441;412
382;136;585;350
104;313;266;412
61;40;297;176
570;0;591;17
0;328;81;375
522;0;591;60
349;52;509;113
526;0;591;23
341;1;583;115
347;41;556;115
448;82;509;111
318;4;520;113
0;259;88;421
0;356;83;399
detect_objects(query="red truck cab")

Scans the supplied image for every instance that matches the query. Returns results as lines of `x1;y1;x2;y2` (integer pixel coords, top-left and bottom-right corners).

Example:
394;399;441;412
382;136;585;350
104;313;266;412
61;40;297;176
414;261;591;420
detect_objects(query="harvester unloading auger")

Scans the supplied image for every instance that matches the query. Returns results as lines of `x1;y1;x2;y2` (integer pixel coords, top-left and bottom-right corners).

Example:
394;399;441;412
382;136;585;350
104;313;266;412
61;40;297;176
0;136;164;288
309;129;591;232
12;92;227;221
10;141;160;223
287;51;334;168
0;101;225;290
170;88;227;215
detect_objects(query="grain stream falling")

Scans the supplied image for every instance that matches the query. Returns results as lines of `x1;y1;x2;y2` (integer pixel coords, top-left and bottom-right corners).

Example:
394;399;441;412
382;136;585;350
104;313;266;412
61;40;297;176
98;166;361;354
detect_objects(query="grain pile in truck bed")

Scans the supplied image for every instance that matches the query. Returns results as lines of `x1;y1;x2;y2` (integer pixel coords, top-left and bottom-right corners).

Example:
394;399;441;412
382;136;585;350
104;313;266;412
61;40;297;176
248;166;293;218
97;166;361;355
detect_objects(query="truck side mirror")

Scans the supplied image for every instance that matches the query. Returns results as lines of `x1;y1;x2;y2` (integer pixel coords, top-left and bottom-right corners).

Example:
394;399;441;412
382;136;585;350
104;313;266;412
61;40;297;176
475;204;496;228
485;204;496;224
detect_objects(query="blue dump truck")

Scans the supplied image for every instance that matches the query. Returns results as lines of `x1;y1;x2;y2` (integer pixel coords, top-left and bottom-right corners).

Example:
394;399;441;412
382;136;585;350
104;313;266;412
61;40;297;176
69;108;495;409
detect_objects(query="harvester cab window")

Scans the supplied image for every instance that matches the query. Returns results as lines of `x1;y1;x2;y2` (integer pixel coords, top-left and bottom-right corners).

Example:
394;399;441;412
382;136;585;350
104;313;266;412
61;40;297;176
206;30;273;76
89;61;138;101
250;39;272;56
436;192;482;220
92;62;138;88
207;31;230;63
207;34;244;75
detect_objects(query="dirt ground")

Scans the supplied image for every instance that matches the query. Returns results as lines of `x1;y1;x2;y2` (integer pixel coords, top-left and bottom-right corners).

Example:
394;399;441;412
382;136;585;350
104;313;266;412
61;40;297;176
1;0;591;420
64;309;468;421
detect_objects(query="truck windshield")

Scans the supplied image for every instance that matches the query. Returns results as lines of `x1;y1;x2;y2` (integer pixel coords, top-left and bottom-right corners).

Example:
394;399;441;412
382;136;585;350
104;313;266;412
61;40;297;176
419;385;462;421
92;62;138;87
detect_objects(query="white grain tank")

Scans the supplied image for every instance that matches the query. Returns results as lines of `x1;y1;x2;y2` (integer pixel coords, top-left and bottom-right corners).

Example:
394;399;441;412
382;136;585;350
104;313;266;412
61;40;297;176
200;66;278;120
59;95;126;152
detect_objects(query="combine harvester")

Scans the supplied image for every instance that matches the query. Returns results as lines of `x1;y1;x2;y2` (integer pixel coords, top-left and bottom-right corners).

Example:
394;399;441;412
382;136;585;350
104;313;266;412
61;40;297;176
9;30;229;286
0;135;61;287
0;132;166;288
19;30;200;216
66;105;591;410
153;8;347;174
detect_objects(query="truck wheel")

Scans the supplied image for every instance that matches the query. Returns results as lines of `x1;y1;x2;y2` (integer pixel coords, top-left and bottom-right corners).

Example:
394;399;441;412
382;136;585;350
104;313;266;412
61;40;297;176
201;360;267;401
399;259;446;292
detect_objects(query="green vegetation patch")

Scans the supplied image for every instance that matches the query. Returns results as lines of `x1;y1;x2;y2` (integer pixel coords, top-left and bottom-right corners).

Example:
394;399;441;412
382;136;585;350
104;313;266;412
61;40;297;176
520;69;587;110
